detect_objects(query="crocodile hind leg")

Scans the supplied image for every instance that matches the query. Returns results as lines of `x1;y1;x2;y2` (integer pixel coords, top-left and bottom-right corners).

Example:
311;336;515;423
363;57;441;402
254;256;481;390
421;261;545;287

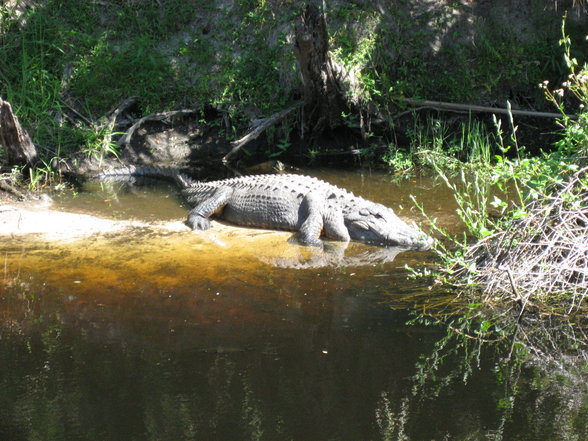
186;187;233;230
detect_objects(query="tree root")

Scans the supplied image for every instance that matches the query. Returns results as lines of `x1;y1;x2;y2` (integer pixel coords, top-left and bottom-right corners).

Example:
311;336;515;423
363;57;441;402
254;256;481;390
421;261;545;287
0;176;27;200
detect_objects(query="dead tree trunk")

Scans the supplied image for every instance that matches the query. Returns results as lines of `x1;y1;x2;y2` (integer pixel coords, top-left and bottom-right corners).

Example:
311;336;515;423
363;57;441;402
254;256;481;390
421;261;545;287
0;97;37;166
294;3;349;141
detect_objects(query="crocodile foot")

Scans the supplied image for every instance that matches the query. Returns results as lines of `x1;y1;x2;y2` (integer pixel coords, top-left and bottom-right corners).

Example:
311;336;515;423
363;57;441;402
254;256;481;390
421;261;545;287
186;214;211;230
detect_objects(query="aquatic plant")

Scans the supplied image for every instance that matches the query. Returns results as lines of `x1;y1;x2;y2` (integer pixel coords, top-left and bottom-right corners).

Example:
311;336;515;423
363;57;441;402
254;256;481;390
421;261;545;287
405;305;588;441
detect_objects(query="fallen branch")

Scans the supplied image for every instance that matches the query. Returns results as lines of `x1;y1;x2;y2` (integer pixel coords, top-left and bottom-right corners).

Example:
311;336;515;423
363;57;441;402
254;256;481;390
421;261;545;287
98;96;138;152
117;109;198;148
222;101;303;163
397;97;575;120
59;99;93;127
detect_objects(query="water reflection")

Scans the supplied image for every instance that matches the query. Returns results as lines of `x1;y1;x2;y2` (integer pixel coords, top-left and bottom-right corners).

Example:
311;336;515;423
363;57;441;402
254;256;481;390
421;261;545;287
0;264;439;441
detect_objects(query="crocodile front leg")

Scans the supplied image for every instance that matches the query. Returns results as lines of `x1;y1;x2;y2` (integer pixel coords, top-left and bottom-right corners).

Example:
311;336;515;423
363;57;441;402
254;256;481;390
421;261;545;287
323;199;350;242
186;186;233;230
295;191;326;247
296;192;351;246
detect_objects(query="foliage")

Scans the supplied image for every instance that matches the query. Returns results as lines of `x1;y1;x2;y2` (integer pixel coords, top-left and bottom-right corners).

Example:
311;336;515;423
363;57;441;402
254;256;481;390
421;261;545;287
455;167;588;312
334;2;575;124
413;19;588;316
0;0;586;187
0;0;299;173
541;16;588;161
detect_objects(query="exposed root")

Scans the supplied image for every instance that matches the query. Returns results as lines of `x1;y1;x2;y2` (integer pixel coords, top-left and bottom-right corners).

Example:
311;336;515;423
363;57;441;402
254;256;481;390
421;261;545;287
0;178;27;200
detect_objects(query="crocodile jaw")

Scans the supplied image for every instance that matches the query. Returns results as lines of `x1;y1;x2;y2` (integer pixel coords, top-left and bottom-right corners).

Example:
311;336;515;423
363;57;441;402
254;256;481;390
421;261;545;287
345;204;433;250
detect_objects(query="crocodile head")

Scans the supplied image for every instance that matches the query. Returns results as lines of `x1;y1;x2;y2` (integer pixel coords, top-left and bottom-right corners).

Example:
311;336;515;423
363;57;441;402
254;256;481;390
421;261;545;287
344;202;433;250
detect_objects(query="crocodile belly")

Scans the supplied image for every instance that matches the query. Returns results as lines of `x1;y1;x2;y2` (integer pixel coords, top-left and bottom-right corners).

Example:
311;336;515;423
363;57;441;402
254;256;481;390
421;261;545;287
221;192;301;231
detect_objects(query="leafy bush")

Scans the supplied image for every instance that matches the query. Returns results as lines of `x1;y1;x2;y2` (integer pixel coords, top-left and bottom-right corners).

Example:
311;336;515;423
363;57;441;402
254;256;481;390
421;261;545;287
541;18;588;161
420;19;588;315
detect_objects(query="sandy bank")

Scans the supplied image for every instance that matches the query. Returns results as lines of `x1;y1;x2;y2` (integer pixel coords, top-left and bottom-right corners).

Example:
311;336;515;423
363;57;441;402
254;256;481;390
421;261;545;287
0;201;192;241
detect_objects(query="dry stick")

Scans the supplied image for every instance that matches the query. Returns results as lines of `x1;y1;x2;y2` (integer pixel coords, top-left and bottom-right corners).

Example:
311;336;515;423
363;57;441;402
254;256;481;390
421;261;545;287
222;101;304;163
99;97;138;152
471;182;588;304
397;97;576;119
59;99;93;126
98;97;138;131
118;109;198;148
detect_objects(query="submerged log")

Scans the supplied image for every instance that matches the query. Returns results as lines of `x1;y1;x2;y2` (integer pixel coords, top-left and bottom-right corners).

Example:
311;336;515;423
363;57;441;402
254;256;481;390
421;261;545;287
0;97;38;166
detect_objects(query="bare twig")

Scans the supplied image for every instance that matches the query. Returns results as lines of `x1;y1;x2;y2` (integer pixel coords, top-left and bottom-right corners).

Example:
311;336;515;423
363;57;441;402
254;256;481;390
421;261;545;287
98;96;138;152
117;109;198;148
222;101;303;163
398;97;576;120
59;99;93;127
456;166;588;313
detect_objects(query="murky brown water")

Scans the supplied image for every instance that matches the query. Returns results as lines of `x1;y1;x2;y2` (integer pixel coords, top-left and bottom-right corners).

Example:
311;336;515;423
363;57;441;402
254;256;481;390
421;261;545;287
0;169;585;441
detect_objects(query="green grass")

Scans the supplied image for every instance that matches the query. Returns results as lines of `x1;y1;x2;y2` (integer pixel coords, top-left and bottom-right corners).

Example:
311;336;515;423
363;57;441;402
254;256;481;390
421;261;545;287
383;115;499;173
0;0;585;178
0;0;299;169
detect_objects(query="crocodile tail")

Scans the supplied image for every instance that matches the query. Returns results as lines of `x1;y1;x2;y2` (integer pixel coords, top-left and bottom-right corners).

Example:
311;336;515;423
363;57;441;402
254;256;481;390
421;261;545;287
94;165;195;188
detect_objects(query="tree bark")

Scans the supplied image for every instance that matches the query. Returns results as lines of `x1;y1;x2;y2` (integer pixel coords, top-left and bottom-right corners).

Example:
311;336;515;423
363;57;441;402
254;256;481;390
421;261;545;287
294;3;348;141
0;98;38;166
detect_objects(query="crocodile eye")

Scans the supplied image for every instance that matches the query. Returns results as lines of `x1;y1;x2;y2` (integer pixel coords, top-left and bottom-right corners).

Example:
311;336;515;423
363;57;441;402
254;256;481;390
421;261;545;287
359;208;369;216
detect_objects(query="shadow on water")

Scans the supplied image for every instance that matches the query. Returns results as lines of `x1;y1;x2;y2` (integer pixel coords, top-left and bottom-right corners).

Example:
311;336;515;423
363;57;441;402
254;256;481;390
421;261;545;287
0;169;586;440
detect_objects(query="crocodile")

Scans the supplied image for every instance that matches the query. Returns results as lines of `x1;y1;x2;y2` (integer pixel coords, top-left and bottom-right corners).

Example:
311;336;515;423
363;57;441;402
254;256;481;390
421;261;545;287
95;165;433;250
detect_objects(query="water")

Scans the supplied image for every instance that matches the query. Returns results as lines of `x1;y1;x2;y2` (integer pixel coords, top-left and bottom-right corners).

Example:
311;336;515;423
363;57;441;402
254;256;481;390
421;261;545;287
0;169;586;441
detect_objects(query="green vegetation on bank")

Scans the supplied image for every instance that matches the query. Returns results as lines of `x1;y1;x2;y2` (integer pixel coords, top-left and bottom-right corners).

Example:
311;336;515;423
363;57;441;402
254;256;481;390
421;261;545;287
0;1;583;165
408;18;588;324
0;0;298;160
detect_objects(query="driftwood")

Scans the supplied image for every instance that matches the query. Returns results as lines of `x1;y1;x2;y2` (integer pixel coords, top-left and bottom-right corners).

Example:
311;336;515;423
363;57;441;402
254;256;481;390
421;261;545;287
0;97;37;166
222;101;303;163
398;98;574;119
